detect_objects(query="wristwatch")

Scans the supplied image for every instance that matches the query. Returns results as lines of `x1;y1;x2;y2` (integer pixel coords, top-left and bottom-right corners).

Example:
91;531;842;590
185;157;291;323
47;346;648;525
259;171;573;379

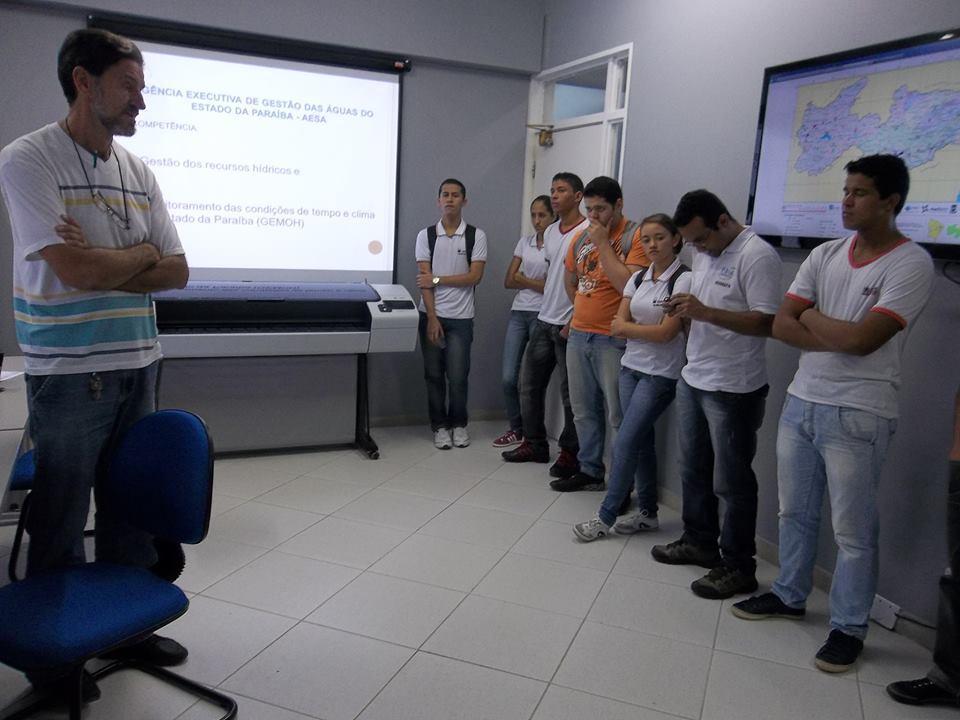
432;276;440;286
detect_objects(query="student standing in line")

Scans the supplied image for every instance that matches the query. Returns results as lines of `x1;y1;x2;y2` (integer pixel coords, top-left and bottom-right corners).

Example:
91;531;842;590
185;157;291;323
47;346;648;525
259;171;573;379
502;173;588;477
415;178;487;449
733;155;934;674
552;176;649;493
573;213;690;540
493;195;554;448
651;189;781;601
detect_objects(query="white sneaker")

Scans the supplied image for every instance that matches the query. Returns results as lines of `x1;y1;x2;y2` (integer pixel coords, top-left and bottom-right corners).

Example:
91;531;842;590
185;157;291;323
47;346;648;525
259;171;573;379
452;426;470;448
572;516;610;542
434;428;452;449
613;508;659;534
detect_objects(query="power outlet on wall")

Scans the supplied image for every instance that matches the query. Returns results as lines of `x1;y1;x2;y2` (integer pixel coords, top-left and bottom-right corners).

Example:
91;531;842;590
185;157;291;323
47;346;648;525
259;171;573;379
870;594;900;630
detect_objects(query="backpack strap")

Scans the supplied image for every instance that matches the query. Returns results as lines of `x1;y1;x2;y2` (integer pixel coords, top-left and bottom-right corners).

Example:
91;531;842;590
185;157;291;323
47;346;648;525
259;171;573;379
619;220;639;259
572;228;591;263
632;266;649;289
634;263;691;293
427;224;475;264
667;263;691;296
465;224;476;265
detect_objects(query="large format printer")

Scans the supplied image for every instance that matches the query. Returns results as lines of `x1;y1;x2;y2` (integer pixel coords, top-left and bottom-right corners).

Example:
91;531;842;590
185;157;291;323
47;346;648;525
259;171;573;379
155;282;418;357
153;281;418;455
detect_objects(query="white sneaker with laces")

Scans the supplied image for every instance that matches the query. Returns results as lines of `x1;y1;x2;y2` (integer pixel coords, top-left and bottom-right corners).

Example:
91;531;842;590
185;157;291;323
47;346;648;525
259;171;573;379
572;516;611;542
434;428;452;449
452;426;470;448
613;508;659;534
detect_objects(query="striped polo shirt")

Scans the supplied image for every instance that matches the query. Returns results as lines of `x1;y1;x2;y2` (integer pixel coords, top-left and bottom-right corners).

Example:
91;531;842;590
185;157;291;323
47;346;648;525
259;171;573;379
0;122;183;375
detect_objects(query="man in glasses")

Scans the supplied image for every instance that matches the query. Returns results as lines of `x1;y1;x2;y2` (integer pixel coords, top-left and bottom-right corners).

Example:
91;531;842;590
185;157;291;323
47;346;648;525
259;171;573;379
0;28;188;699
651;190;781;601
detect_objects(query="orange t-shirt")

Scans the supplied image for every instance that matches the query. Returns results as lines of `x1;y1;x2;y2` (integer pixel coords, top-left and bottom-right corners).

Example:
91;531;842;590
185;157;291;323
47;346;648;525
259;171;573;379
564;217;649;334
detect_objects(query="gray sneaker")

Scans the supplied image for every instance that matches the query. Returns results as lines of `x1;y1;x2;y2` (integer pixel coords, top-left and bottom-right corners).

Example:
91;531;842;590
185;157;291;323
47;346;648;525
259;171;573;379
613;509;659;534
572;516;611;542
452;426;470;448
650;537;721;568
690;564;758;600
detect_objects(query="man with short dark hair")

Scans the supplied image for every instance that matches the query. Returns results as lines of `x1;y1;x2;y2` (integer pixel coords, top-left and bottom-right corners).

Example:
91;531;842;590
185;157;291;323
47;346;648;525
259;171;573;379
734;155;934;674
415;178;487;449
502;172;587;475
0;27;190;697
552;176;648;492
651;189;781;600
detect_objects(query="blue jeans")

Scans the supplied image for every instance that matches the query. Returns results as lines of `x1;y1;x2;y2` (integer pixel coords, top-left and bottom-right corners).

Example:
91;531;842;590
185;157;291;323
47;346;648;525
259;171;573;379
567;329;626;478
519;320;578;453
501;310;539;432
419;313;473;430
25;361;160;574
598;369;677;526
677;378;768;574
772;394;895;640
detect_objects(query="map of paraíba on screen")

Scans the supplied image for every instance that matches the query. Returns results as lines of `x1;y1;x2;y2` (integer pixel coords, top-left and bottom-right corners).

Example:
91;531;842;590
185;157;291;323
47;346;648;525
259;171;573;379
783;57;960;245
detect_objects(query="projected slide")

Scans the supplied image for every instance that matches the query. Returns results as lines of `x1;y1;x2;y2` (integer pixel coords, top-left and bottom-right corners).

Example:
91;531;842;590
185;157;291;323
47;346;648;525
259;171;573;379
121;41;400;281
750;31;960;251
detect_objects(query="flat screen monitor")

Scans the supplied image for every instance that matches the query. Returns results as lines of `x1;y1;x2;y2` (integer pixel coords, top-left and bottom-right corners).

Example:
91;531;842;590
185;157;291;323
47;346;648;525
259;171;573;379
747;28;960;259
90;15;407;285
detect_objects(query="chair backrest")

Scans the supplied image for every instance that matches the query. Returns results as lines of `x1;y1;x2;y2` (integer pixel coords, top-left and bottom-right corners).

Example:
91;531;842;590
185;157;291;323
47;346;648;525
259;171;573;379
103;409;214;545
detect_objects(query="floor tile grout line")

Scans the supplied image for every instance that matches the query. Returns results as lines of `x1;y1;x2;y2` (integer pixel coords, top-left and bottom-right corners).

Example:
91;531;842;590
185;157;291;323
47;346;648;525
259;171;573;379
697;593;728;719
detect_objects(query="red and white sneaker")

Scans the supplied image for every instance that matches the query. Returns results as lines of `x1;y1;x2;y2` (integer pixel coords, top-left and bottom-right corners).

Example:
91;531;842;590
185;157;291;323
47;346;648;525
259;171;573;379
492;429;523;448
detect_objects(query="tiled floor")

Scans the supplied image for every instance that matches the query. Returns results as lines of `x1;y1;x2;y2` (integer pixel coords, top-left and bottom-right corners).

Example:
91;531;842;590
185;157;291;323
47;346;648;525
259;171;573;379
0;420;948;719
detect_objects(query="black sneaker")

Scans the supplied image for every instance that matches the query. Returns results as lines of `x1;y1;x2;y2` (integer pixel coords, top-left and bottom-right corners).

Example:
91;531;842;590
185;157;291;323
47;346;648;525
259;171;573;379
549;471;604;492
650;537;721;568
691;564;758;600
501;441;549;463
814;630;863;673
732;592;806;620
548;449;579;478
887;678;960;706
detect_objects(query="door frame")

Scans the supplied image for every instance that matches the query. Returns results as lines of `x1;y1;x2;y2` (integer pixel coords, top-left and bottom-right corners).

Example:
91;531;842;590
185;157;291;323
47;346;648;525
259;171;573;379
521;43;633;232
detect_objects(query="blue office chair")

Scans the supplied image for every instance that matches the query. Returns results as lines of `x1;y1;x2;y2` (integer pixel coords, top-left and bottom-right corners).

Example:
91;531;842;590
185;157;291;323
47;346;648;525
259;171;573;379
6;447;36;583
0;409;236;720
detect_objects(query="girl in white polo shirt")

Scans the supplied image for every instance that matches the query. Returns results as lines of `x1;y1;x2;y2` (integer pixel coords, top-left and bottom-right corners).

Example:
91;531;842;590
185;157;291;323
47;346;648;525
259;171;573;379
493;195;554;448
573;213;691;541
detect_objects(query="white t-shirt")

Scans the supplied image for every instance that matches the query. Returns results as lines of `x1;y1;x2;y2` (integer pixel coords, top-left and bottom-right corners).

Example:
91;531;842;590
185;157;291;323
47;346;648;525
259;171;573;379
786;234;933;419
510;233;548;312
537;217;590;325
682;227;782;393
621;259;692;379
415;219;488;319
0;122;184;375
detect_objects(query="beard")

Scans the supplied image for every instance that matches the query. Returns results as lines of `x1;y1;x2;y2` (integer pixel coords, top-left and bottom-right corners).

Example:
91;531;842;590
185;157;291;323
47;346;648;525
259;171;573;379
92;90;137;137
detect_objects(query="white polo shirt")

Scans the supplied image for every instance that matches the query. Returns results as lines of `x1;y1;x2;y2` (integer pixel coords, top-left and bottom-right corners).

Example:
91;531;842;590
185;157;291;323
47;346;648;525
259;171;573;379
682;227;782;393
621;259;692;379
538;217;590;326
786;234;933;419
415;219;488;319
510;233;548;312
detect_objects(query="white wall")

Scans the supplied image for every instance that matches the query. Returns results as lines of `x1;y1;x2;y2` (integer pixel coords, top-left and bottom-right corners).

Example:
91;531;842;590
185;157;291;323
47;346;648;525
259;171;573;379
543;0;960;623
